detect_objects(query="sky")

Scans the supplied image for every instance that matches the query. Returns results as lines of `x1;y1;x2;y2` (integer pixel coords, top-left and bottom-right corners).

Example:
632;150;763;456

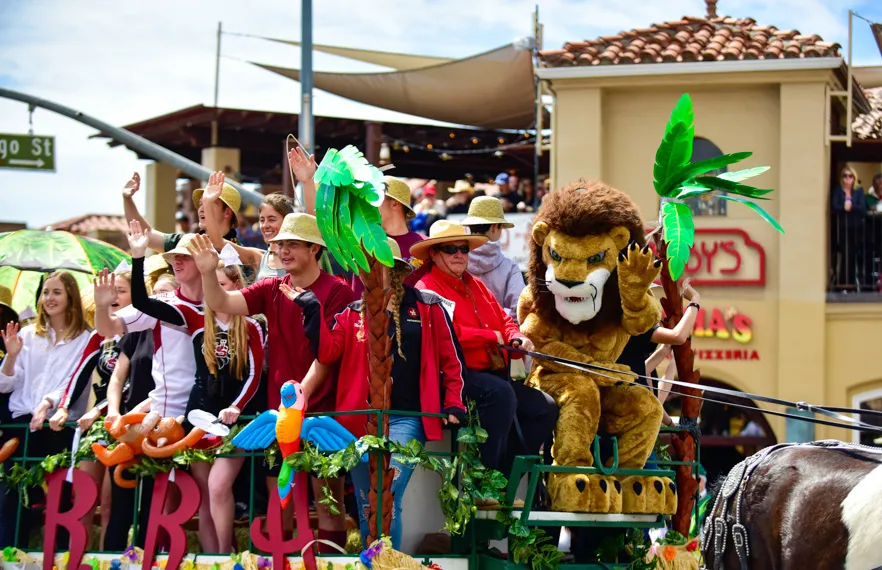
0;0;880;228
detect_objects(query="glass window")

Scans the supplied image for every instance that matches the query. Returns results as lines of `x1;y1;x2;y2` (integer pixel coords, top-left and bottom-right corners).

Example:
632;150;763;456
854;391;882;447
683;137;728;217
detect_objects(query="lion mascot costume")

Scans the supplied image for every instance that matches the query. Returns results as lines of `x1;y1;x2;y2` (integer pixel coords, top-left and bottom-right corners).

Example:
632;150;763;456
518;179;675;514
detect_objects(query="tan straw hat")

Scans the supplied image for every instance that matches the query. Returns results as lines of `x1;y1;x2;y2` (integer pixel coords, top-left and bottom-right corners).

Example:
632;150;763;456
268;213;325;246
409;220;489;261
144;253;171;278
384;176;416;220
192;182;242;214
450;179;475;194
162;233;200;262
387;238;413;273
460;196;514;229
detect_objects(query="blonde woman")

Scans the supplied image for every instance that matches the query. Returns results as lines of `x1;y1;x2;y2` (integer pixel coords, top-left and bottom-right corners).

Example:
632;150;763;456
0;271;91;546
127;221;264;553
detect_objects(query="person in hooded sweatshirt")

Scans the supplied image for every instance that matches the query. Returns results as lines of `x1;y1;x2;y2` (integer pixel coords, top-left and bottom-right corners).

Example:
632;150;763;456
460;197;526;323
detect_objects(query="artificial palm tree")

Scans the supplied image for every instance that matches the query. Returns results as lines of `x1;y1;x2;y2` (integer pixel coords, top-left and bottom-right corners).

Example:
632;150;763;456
651;93;784;534
314;146;395;542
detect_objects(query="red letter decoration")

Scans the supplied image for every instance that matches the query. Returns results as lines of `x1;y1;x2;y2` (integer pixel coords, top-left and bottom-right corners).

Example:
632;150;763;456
43;469;99;570
250;471;317;570
142;471;201;570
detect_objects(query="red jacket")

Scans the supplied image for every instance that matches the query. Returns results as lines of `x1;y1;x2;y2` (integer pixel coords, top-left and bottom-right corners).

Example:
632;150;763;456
416;264;525;371
297;286;467;441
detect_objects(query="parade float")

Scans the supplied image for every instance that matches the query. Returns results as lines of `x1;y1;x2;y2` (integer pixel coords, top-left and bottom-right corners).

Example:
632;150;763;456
0;93;786;570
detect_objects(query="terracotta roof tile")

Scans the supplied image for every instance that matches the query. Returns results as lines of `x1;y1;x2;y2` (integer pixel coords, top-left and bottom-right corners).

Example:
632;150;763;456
539;14;841;67
854;87;882;140
44;214;129;234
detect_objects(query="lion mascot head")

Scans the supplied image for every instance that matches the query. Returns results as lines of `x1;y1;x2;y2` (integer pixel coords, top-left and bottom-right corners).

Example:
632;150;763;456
528;179;645;330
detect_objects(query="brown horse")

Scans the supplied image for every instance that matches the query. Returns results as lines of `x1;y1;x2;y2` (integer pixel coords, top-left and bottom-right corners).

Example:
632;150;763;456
702;440;882;570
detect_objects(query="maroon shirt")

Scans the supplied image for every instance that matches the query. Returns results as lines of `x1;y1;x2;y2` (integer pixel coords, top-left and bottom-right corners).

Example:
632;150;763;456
241;270;356;412
350;231;428;295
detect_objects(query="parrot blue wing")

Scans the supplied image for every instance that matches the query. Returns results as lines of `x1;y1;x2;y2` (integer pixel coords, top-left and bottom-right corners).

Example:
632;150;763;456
302;416;367;461
231;410;279;450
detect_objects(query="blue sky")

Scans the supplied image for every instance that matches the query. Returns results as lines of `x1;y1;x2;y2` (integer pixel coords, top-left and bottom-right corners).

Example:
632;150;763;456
0;0;880;227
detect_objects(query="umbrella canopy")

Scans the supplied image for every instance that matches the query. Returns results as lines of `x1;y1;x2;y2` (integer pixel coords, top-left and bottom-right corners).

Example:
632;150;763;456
0;230;130;314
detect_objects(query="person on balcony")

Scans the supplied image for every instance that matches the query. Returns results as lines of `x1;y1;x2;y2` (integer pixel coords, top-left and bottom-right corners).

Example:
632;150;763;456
413;221;558;505
289;238;467;550
831;166;868;289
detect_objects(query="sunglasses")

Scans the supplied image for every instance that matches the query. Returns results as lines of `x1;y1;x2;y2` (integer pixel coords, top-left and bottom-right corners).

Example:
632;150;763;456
436;244;470;255
843;174;854;179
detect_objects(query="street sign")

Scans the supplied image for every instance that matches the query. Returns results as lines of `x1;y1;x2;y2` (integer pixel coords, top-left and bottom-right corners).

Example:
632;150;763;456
0;133;55;172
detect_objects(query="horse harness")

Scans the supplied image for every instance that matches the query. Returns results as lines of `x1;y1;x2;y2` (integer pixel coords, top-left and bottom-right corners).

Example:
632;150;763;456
702;440;882;570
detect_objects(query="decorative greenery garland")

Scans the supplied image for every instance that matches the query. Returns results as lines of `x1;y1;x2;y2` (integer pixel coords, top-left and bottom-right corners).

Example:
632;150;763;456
0;409;561;570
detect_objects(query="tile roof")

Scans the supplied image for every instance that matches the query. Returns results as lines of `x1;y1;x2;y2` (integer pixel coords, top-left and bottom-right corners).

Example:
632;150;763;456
539;16;841;67
854;87;882;140
44;214;129;234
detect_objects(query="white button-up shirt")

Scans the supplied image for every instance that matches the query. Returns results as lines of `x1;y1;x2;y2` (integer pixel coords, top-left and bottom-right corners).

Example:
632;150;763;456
0;324;92;420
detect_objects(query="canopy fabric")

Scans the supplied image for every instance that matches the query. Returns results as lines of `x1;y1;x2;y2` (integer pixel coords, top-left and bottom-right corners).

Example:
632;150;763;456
268;38;453;70
252;43;536;129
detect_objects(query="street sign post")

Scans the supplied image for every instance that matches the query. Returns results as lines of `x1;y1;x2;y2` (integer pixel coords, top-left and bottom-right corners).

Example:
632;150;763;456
0;133;55;171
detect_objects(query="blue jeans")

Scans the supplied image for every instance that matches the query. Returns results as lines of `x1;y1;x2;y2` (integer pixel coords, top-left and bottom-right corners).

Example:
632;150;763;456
351;416;426;550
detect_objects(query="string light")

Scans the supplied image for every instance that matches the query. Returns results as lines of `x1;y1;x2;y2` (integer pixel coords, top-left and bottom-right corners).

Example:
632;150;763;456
427;143;433;149
448;133;456;139
498;137;505;144
382;135;540;157
471;138;479;144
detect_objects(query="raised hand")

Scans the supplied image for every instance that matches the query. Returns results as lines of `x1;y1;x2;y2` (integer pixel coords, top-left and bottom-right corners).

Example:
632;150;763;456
186;234;221;275
288;147;317;183
278;283;306;302
93;269;118;308
203;171;225;204
122;172;141;199
127;220;149;258
0;322;22;358
618;242;663;297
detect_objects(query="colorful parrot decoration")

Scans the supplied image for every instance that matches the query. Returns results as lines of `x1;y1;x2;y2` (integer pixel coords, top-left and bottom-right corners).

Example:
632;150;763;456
232;381;363;508
313;145;394;273
652;93;784;280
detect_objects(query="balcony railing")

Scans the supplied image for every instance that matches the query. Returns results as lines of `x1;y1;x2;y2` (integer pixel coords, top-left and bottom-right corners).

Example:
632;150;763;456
828;211;882;298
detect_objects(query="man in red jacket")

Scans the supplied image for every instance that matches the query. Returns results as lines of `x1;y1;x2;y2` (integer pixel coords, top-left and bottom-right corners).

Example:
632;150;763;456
413;221;558;498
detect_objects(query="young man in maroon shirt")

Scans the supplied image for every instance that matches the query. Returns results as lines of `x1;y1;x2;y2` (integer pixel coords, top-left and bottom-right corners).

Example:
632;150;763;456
350;176;427;295
189;213;355;552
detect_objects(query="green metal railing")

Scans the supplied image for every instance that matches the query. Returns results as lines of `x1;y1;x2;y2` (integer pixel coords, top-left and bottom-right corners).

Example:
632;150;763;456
0;412;701;569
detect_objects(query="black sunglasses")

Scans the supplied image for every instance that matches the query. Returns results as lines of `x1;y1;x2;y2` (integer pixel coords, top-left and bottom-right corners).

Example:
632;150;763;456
435;244;470;255
843;173;854;179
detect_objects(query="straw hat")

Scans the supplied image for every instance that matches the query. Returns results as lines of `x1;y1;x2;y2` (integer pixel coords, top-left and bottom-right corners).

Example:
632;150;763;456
384;176;416;220
387;238;413;273
450;180;475;194
268;213;325;246
409;220;489;261
161;233;200;262
459;197;514;229
144;254;171;278
192;182;242;214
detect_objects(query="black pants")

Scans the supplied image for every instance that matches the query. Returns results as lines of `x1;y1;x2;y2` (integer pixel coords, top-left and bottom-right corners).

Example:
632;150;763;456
103;467;153;550
0;418;73;548
464;369;558;475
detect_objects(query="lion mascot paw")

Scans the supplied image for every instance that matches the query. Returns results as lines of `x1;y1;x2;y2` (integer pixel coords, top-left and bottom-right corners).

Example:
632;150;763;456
518;179;668;514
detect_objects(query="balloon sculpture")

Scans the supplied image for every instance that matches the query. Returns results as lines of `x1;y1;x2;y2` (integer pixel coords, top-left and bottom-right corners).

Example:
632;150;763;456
91;412;205;488
233;381;364;509
0;437;18;463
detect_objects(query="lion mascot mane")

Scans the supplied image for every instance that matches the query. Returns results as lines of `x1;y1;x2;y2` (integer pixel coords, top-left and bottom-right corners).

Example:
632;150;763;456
518;179;676;514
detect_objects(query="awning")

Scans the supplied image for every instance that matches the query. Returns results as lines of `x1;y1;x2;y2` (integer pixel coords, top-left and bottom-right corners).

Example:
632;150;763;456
266;39;453;70
250;43;536;129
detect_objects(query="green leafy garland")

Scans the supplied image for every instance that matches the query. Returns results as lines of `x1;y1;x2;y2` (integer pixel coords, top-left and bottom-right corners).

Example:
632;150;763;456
595;528;657;570
0;411;562;570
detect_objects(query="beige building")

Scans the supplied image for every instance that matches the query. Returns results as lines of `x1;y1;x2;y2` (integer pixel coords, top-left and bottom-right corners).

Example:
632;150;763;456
535;11;882;470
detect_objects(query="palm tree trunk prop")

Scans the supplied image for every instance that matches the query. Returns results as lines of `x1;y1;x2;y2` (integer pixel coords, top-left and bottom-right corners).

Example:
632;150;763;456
654;238;701;536
362;257;395;543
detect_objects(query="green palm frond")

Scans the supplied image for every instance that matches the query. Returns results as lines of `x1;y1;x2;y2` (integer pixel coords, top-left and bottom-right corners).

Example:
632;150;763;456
313;145;392;271
652;94;784;279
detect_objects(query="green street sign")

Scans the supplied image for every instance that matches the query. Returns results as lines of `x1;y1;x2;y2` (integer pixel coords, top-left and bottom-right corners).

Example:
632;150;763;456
0;133;55;172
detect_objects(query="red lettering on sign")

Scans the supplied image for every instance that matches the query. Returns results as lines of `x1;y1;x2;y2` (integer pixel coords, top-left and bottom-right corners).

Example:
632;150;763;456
647;228;765;286
143;472;201;570
44;470;99;570
719;241;742;275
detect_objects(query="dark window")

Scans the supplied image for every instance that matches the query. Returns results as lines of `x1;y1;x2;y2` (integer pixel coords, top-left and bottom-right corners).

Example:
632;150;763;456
683;137;728;217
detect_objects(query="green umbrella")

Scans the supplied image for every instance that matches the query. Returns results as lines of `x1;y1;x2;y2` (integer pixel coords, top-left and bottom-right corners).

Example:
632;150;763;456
0;229;130;313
